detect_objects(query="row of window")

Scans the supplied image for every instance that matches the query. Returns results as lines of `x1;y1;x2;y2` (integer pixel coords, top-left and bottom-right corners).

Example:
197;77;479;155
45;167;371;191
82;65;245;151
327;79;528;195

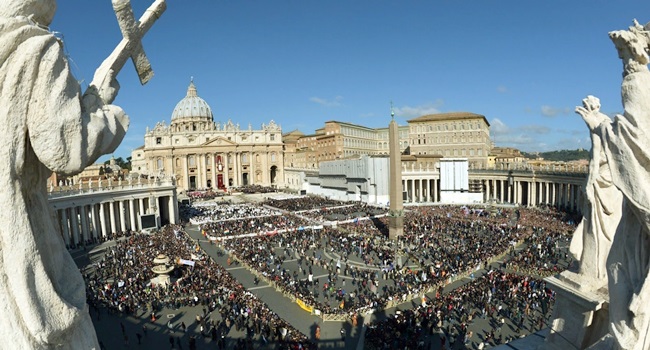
415;148;485;157
411;121;484;133
155;134;277;145
413;135;488;145
155;153;278;169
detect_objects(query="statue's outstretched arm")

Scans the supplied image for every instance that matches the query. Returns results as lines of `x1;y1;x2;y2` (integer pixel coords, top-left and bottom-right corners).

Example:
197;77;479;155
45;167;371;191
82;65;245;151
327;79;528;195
576;95;612;131
26;36;128;175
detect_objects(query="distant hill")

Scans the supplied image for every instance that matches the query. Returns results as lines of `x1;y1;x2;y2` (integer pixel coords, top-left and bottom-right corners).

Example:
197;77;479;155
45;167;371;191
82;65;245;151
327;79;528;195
522;149;589;162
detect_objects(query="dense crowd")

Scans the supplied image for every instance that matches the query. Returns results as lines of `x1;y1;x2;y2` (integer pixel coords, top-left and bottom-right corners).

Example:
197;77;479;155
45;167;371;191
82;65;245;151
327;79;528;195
296;202;387;222
187;190;225;201
263;196;347;212
190;203;282;224
231;185;279;194
365;269;555;349
217;205;544;316
201;213;312;239
84;226;315;349
92;196;577;348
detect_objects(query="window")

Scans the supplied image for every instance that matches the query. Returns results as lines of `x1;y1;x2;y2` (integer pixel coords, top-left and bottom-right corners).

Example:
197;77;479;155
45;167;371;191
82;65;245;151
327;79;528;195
188;156;195;167
156;137;161;144
271;152;277;162
156;158;163;169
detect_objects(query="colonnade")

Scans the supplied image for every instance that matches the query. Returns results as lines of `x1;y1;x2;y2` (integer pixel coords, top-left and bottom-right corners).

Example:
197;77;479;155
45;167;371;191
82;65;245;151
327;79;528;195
403;178;440;203
482;178;583;211
400;171;585;213
50;183;179;248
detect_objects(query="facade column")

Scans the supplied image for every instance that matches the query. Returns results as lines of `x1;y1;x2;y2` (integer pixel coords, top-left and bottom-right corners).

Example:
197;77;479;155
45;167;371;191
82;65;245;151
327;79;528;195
99;202;107;238
223;153;230;188
210;153;217;189
129;199;137;231
109;201;117;235
262;151;269;185
60;209;70;247
233;152;239;187
70;206;80;247
249;152;255;185
182;155;189;190
195;153;202;189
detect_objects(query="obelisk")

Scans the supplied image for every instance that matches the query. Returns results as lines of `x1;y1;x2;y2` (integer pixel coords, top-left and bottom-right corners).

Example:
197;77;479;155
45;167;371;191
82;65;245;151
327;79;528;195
388;106;404;240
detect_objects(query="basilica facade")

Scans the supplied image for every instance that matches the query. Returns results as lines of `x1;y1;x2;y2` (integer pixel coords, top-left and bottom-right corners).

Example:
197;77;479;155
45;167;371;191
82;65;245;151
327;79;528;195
131;81;284;192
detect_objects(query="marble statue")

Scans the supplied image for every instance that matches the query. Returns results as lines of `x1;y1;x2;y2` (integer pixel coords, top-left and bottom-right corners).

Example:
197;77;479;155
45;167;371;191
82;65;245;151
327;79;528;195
570;101;623;283
0;0;165;348
577;20;650;350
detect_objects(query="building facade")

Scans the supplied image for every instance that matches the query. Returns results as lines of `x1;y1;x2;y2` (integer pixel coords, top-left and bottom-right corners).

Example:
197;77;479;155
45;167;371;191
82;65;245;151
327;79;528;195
132;81;284;192
406;112;491;168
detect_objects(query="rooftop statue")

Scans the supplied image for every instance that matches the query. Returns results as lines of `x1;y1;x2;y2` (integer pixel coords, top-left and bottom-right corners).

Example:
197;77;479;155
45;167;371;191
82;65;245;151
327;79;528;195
0;0;165;348
577;19;650;350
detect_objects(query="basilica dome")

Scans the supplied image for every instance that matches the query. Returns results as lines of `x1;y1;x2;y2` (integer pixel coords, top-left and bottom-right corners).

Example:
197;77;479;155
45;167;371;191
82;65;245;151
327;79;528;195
171;80;213;121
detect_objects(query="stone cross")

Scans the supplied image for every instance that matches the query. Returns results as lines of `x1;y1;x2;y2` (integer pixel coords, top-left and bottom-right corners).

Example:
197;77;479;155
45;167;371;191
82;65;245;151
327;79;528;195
92;0;167;87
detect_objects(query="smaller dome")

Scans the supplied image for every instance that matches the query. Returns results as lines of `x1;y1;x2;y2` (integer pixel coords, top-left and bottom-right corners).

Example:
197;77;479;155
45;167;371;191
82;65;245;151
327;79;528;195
171;80;213;121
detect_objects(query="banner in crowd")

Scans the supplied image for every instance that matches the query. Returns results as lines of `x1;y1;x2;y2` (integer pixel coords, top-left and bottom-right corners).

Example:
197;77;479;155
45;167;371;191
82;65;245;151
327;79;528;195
296;298;313;313
178;258;195;267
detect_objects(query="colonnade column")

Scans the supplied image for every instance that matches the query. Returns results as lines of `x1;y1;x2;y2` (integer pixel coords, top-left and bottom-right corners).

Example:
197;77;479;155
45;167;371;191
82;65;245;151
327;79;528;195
70;207;80;247
418;179;423;202
91;204;100;239
60;209;70;247
410;179;415;202
118;200;126;232
99;202;107;238
424;179;431;202
129;199;137;231
109;202;116;235
79;205;89;244
545;182;550;205
529;182;536;207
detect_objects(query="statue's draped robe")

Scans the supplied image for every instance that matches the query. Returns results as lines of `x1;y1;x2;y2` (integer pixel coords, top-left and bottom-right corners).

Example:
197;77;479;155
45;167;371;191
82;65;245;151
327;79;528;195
0;16;126;349
597;69;650;350
570;130;622;283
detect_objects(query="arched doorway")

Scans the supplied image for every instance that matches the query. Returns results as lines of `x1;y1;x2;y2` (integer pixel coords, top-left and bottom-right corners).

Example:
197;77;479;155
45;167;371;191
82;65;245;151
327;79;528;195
270;166;278;184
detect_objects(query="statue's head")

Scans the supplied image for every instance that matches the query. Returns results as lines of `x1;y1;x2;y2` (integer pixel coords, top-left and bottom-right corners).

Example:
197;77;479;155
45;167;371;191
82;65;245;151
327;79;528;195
0;0;56;26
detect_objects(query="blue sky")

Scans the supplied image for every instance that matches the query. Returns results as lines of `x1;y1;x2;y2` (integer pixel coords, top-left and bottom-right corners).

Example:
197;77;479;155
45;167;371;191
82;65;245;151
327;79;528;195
51;1;650;161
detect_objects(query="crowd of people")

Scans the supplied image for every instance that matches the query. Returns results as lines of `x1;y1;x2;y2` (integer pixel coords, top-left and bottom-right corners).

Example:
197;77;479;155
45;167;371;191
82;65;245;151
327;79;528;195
190;203;282;225
263;196;346;212
83;194;580;348
364;269;554;349
215;202;576;320
297;202;387;222
84;225;315;349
